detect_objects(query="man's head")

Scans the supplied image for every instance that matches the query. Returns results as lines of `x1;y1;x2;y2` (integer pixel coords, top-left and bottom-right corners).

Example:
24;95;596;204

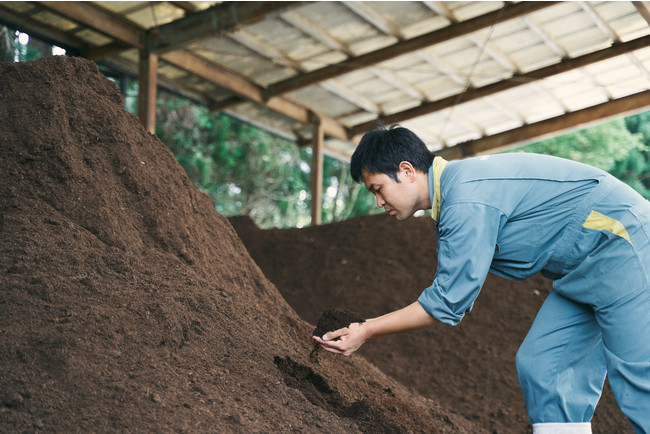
350;124;435;183
351;125;435;220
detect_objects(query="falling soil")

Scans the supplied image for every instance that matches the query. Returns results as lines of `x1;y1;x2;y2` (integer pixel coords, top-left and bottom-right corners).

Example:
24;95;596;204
229;213;634;433
1;56;483;433
313;308;366;340
310;308;365;361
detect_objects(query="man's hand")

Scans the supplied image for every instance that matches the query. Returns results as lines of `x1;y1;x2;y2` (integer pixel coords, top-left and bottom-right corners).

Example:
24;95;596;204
312;301;436;357
312;322;367;356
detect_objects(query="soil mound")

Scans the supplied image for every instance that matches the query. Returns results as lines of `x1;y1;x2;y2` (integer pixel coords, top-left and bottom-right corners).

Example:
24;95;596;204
229;213;632;433
0;56;480;433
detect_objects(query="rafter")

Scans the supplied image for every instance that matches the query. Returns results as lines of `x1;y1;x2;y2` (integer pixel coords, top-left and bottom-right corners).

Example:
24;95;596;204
438;89;650;160
151;2;301;54
0;4;88;52
265;1;560;97
633;1;650;25
36;0;350;141
351;33;650;136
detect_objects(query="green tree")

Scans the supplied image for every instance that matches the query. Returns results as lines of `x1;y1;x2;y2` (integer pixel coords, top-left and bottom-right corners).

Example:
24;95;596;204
515;119;643;171
155;93;377;228
617;112;650;199
1;27;46;62
512;117;649;199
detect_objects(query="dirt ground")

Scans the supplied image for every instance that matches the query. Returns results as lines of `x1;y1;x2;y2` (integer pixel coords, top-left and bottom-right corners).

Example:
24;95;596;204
1;56;483;433
229;213;633;434
0;56;632;433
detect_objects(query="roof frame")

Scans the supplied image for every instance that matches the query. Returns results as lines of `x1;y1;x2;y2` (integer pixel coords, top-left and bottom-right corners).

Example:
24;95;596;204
36;0;350;142
350;32;650;137
439;88;650;159
3;1;649;161
264;1;561;97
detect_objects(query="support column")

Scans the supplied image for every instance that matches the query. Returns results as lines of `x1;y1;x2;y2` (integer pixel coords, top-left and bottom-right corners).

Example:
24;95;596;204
311;115;324;226
137;34;158;134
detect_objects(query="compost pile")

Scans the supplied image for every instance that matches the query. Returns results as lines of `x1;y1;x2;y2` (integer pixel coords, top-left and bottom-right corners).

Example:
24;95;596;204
229;213;631;433
0;56;482;433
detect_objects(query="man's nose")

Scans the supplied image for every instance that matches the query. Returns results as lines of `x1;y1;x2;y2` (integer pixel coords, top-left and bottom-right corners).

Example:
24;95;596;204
376;195;385;208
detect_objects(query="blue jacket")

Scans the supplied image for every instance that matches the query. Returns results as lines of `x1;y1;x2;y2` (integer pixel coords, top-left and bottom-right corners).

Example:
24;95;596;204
418;153;650;325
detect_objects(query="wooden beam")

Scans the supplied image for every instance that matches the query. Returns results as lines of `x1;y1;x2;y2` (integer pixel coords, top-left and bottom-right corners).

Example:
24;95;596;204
351;33;650;136
38;1;144;49
161;50;349;140
633;1;650;25
437;89;650;160
265;1;560;97
37;0;351;142
151;2;301;53
137;39;158;134
0;4;88;52
311;115;324;226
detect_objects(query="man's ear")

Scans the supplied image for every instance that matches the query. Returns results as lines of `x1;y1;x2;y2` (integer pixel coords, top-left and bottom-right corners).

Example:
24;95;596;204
398;161;417;182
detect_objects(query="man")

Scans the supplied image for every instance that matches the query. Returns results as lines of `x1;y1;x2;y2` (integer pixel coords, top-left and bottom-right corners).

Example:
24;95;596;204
313;125;650;434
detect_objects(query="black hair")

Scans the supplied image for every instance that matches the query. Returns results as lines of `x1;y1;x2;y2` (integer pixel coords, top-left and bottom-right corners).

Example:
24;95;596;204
350;124;435;183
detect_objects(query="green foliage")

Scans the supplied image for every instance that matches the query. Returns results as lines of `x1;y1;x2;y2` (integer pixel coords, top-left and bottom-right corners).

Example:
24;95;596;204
155;93;377;228
514;119;643;171
512;117;650;199
1;26;42;62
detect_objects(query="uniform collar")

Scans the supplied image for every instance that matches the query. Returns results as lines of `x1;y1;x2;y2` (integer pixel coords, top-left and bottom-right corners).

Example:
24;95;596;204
428;156;448;222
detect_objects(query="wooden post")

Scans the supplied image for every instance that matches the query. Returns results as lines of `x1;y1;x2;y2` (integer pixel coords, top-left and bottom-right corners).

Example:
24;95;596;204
137;33;158;134
311;115;324;226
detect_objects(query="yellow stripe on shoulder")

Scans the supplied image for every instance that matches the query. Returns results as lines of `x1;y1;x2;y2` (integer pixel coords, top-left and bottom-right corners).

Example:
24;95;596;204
582;210;632;245
431;156;448;222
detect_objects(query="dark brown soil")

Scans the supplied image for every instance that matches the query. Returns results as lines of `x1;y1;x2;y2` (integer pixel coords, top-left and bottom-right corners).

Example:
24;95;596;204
228;213;634;433
1;56;483;433
310;308;365;361
313;308;366;340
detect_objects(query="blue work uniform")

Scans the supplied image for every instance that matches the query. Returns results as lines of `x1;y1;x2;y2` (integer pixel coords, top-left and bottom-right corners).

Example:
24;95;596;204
417;153;650;433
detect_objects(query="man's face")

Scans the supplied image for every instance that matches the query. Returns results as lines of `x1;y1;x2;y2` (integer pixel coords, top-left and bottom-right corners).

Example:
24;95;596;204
362;169;419;221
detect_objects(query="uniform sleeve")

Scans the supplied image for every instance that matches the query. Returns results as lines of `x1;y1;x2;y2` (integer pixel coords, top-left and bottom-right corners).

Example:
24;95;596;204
418;202;505;326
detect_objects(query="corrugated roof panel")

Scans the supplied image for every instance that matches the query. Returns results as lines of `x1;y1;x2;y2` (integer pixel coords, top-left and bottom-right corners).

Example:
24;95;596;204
447;1;505;22
157;63;189;80
74;28;112;46
513;44;562;73
124;3;185;28
470;58;513;87
290;85;363;118
300;51;348;73
298;2;395;55
452;100;498;127
495;83;565;122
382;97;421;115
191;36;295;86
563;88;610;111
95;1;147;14
245;17;330;66
420;77;467;101
558;27;612;58
336;69;377;87
338;111;378;128
31;10;79;32
2;1;35;13
485;21;540;53
365;1;445;38
532;2;584;26
587;57;650;98
117;49;140;64
485;118;525;136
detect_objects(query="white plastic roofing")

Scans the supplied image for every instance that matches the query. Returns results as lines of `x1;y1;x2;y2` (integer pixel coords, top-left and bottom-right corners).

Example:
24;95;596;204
2;1;650;161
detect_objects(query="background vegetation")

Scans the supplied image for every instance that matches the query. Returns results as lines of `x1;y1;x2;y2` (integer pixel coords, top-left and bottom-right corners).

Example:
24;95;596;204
4;26;650;229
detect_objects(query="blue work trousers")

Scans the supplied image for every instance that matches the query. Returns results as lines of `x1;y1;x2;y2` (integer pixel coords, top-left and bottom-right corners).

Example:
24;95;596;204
516;196;650;433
